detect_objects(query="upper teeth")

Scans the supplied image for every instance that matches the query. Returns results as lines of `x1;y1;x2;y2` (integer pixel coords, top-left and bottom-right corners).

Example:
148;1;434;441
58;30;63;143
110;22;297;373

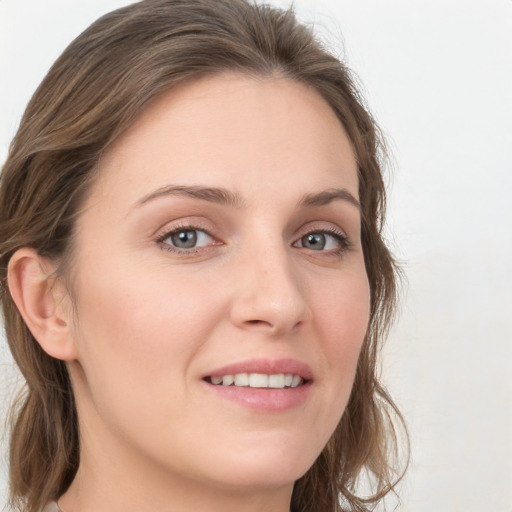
210;373;303;388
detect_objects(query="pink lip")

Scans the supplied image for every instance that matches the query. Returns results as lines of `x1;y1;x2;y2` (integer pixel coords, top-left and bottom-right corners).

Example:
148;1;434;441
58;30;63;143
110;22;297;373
200;358;313;413
203;358;313;380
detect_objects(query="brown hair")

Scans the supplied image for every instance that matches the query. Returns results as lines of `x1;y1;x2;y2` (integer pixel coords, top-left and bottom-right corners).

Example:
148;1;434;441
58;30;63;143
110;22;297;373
0;1;408;510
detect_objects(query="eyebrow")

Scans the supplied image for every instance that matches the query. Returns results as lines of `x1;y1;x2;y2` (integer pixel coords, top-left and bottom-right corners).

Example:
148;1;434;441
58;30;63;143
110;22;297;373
298;188;360;210
135;184;360;211
136;185;245;208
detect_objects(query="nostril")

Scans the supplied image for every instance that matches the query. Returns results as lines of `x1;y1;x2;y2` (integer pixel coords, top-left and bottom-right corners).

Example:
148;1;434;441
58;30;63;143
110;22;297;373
245;319;274;327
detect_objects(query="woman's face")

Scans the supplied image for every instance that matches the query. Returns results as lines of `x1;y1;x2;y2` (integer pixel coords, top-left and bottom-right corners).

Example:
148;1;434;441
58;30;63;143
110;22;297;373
66;74;369;494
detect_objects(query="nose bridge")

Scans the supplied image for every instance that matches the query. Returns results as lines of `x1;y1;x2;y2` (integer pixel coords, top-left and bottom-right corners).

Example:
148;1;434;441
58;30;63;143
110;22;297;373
230;226;311;334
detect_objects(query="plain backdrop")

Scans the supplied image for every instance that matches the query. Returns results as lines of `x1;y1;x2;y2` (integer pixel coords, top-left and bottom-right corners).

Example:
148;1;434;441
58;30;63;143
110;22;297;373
1;1;511;510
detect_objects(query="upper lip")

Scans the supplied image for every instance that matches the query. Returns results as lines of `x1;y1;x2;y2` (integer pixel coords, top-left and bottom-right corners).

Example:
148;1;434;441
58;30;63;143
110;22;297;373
203;358;313;381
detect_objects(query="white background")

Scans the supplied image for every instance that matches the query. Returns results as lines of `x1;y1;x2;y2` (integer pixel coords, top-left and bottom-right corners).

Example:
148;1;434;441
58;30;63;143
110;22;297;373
1;1;511;510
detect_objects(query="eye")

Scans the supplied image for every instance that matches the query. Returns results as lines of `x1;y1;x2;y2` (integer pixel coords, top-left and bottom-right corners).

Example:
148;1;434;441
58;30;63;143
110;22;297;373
294;229;349;253
159;227;214;251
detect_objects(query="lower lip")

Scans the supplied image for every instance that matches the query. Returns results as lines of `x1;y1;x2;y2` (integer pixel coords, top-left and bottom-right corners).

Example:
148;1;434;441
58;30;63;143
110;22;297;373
201;381;312;412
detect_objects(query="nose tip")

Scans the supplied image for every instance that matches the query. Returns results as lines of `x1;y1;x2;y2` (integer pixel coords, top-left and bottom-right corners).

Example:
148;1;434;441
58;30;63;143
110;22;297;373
229;257;311;336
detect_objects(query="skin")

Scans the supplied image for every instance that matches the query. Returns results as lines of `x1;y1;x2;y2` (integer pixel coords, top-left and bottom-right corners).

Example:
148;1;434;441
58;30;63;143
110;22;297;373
13;74;370;512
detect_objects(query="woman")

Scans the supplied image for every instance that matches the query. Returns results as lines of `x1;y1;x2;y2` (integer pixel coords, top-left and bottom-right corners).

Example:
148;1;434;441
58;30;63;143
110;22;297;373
0;1;407;511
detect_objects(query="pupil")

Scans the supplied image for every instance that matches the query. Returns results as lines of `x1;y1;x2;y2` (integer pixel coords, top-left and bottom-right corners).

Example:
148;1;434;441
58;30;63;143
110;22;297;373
303;233;325;250
172;230;197;248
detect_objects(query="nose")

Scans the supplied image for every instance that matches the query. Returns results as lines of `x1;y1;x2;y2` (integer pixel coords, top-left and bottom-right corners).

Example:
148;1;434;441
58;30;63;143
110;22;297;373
229;242;312;337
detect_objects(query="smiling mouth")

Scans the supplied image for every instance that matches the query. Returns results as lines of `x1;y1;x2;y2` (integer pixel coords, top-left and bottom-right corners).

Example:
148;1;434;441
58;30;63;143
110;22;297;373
204;373;306;388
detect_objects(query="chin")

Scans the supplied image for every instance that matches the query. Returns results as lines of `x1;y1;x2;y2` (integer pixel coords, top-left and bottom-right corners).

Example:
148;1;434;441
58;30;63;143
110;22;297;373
196;438;317;490
207;464;307;492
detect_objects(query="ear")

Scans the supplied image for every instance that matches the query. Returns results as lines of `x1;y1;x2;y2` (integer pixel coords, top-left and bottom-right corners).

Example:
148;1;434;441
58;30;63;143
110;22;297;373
7;247;78;361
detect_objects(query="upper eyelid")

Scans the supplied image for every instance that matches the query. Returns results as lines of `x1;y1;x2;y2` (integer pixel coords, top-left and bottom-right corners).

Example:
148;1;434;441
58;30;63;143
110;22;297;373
155;220;215;241
296;223;346;235
293;222;349;241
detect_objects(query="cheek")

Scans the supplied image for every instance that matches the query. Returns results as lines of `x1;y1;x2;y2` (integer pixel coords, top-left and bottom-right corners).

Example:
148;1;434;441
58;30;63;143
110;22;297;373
318;266;369;335
314;270;370;392
70;263;221;406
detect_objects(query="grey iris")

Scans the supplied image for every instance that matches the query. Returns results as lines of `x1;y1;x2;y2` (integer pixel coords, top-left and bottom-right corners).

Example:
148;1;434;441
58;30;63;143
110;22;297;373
172;230;197;248
302;233;326;250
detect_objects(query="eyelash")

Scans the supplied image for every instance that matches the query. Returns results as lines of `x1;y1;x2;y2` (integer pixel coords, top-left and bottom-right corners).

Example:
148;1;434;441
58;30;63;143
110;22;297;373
156;223;216;255
156;224;351;257
296;227;351;256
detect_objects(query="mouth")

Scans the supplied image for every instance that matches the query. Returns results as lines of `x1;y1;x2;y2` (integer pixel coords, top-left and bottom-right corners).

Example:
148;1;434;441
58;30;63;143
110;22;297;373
203;373;306;389
201;359;313;411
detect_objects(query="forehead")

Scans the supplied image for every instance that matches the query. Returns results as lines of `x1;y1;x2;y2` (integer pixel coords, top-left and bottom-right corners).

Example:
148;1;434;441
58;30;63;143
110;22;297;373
93;73;358;209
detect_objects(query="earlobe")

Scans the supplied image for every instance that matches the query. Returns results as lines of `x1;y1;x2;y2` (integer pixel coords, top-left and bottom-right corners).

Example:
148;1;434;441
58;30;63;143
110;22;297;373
7;247;78;361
